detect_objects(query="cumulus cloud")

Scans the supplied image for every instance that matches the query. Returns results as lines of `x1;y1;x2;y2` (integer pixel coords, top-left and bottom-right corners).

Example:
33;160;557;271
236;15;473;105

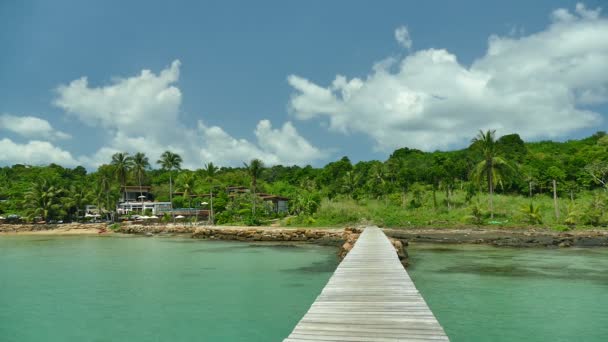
394;26;412;49
0;138;78;166
55;60;182;137
288;3;607;151
0;114;70;140
54;60;326;168
197;120;328;166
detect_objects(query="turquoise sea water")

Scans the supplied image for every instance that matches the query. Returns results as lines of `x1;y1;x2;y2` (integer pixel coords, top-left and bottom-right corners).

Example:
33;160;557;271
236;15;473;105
0;235;338;342
3;236;608;342
408;243;608;342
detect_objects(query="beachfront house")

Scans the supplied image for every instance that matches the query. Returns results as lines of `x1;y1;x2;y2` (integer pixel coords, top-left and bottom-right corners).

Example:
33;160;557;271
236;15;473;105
121;185;151;202
116;185;172;215
226;185;289;214
258;193;289;214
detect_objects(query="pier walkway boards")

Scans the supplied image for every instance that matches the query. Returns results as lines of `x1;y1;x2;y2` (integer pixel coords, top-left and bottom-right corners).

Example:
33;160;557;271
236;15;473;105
284;226;449;341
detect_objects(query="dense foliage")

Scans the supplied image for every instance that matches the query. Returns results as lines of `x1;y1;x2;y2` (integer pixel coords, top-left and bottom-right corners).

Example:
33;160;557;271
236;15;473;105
1;131;608;228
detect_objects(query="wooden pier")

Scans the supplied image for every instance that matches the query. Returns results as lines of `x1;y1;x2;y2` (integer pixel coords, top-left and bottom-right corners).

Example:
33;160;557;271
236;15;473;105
284;226;449;341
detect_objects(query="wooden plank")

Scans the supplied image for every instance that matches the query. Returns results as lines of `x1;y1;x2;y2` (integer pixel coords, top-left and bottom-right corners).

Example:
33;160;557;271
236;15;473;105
283;226;449;341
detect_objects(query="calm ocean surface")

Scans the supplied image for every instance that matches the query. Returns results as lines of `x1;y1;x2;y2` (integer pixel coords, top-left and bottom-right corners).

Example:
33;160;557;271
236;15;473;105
0;235;337;342
408;243;608;342
2;235;608;341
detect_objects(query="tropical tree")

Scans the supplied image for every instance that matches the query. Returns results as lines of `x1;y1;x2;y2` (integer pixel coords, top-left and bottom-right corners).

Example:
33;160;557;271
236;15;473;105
63;184;89;221
110;152;133;200
176;171;196;208
204;162;218;179
470;129;515;218
244;158;264;215
157;151;183;217
132;152;150;203
24;178;64;222
94;166;115;220
520;202;543;225
585;161;608;191
342;171;360;198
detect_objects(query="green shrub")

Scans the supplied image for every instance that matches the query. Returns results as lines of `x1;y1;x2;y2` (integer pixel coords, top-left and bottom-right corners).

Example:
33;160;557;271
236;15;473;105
108;223;121;231
520;203;543;225
463;199;485;225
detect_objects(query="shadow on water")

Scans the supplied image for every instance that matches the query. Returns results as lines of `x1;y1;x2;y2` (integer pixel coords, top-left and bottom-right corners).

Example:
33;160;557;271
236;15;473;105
189;245;257;254
438;263;608;285
282;256;338;274
189;243;306;254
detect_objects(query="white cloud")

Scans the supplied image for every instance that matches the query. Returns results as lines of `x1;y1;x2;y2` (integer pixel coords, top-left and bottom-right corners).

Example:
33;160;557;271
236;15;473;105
0;114;70;140
55;60;182;137
197;120;328;166
394;26;412;49
54;60;327;168
0;138;78;166
288;4;607;151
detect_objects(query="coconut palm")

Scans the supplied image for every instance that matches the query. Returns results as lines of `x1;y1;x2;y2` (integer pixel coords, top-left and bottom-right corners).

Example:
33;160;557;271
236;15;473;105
204;162;218;179
63;184;89;221
520;203;543;225
24;179;64;222
244;158;264;215
470;129;515;218
132;152;150;205
111;152;133;201
94;167;115;220
342;171;360;198
176;171;196;208
157;151;183;218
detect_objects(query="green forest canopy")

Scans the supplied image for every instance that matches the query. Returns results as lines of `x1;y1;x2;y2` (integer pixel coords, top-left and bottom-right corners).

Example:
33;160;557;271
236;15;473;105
1;131;608;226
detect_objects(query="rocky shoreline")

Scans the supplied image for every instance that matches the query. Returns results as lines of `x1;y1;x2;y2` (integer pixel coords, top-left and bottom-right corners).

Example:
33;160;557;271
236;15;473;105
0;223;409;265
384;228;608;248
3;223;608;252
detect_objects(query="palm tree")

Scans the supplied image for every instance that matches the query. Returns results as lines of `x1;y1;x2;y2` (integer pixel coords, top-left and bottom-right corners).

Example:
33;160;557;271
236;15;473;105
342;171;359;198
204;162;218;179
470;129;515;218
94;168;114;221
132;152;150;207
244;158;264;215
63;184;89;221
157;151;183;219
24;179;63;222
176;172;196;208
111;152;133;201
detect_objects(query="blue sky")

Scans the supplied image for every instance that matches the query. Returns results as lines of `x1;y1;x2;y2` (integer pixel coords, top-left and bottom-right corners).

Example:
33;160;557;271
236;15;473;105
1;0;607;169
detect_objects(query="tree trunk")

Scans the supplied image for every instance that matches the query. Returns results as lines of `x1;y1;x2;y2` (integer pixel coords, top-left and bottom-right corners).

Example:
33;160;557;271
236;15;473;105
529;181;533;198
252;179;256;216
488;160;494;219
553;179;559;220
432;186;437;209
210;190;214;225
139;173;143;213
169;172;174;222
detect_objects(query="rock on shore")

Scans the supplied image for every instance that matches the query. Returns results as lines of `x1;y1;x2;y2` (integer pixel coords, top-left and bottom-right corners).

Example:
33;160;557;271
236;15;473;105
383;228;608;248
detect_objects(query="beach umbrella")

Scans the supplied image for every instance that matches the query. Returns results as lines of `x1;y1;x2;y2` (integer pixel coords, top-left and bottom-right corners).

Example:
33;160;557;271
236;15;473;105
175;215;185;219
149;215;159;219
